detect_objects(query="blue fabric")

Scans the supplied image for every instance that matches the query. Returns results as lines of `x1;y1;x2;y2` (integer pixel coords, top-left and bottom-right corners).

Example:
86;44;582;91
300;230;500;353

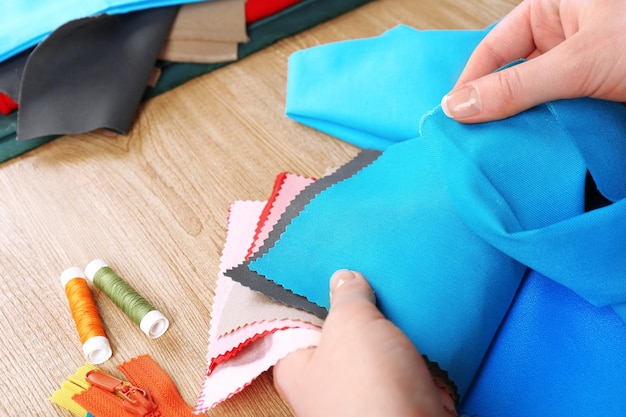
421;101;626;317
0;0;206;63
460;269;626;416
285;25;490;150
249;136;525;396
233;25;626;414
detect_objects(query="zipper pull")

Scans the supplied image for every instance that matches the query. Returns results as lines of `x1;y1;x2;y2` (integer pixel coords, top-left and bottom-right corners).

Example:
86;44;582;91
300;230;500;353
85;369;160;417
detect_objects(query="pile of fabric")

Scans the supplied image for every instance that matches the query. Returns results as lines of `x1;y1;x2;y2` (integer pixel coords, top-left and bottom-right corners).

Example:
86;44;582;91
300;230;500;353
0;0;372;162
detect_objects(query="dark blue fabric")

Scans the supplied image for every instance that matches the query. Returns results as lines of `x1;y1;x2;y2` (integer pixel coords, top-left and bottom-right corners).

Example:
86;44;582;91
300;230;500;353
460;269;626;416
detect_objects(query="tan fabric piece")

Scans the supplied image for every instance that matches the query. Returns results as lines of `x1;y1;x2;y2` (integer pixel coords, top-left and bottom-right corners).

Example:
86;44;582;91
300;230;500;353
160;0;249;63
217;280;323;337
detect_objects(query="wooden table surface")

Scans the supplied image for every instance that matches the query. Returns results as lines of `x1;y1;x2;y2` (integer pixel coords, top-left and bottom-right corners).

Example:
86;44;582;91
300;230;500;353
0;0;519;415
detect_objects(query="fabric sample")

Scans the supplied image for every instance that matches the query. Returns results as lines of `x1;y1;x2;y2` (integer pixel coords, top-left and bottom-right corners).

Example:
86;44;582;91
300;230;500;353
206;200;320;369
0;93;17;115
196;200;321;413
245;0;303;23
207;200;266;361
227;149;382;319
195;327;320;413
0;0;205;63
247;172;316;259
0;48;30;99
229;138;524;397
159;0;249;64
215;174;321;336
17;7;177;140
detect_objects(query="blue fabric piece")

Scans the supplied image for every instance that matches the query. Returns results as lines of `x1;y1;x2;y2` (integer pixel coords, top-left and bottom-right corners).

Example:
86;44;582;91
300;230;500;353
285;25;490;150
248;136;526;396
0;0;206;63
421;101;626;318
460;269;626;416
234;25;626;414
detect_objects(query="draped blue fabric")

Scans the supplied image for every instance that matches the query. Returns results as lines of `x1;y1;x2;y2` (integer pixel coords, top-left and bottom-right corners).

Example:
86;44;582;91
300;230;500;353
0;0;206;63
231;24;626;414
285;25;489;150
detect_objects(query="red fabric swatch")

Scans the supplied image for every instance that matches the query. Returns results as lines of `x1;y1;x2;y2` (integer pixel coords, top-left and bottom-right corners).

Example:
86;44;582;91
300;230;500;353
245;0;303;23
0;93;18;115
246;172;288;259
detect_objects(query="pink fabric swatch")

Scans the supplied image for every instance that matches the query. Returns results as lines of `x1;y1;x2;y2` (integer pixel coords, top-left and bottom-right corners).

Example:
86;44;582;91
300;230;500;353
216;173;321;340
196;200;321;413
195;327;321;413
207;195;321;370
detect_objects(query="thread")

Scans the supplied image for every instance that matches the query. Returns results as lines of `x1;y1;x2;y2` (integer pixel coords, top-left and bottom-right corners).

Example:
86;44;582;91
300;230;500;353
84;259;169;339
61;267;112;365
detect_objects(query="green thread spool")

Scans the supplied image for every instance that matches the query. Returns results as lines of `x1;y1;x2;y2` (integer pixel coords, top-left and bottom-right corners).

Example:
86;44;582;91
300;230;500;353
84;259;169;339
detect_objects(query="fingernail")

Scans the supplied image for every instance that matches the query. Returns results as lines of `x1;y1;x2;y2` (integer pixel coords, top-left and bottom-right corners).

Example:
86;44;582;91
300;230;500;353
441;85;481;119
330;269;357;293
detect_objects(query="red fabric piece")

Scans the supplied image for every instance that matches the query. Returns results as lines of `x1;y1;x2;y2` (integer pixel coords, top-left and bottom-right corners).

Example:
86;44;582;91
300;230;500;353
209;328;289;373
245;0;303;23
245;172;289;260
0;93;18;115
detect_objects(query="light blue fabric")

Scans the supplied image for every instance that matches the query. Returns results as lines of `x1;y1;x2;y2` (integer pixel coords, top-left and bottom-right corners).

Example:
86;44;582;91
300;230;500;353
250;135;526;396
0;0;207;63
286;25;490;150
239;25;626;413
421;101;626;317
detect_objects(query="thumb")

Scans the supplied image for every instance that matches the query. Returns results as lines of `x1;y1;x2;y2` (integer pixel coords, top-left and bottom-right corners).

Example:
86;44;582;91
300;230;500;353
329;269;376;310
441;44;581;123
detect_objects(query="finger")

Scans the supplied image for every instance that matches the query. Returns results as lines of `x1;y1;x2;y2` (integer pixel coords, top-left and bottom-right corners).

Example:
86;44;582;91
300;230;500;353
455;1;537;86
273;347;314;401
329;269;376;309
441;38;585;123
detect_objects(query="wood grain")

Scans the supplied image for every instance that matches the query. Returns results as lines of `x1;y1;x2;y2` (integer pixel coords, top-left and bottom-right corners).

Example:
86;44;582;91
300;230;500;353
0;0;520;415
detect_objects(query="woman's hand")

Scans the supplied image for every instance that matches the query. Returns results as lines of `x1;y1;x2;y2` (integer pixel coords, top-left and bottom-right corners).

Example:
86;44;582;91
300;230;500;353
273;269;454;417
441;0;626;122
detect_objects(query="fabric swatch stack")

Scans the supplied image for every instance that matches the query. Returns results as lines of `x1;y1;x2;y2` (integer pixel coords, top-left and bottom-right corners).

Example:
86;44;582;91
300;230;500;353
200;24;626;416
0;0;373;163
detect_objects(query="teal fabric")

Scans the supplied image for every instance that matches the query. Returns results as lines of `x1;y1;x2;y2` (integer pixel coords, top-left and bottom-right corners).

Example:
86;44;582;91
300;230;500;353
227;25;626;411
0;0;206;63
422;101;626;317
245;135;526;396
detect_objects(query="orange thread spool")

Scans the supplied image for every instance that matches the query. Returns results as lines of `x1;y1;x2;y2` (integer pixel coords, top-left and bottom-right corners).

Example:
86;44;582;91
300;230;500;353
61;267;112;364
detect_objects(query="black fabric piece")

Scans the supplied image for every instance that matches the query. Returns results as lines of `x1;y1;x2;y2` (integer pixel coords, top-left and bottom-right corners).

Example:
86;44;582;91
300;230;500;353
0;48;31;100
225;149;382;318
17;6;178;140
584;170;612;212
